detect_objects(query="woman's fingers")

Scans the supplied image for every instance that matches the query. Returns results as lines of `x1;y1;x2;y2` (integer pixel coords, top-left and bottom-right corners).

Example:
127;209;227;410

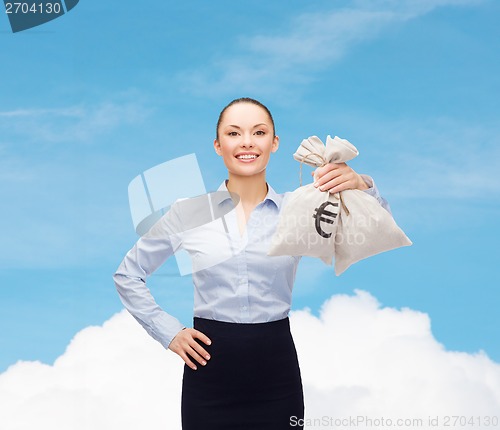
325;177;351;194
179;350;198;370
169;328;212;370
193;329;212;347
314;163;345;186
185;344;208;369
315;165;355;192
315;169;343;188
190;329;212;361
190;337;211;361
313;163;368;192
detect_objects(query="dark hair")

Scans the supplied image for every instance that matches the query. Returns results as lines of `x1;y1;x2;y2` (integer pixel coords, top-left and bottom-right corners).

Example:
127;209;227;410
216;97;275;140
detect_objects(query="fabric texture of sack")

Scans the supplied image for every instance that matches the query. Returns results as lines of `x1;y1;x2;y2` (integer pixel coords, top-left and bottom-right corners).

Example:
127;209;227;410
268;135;412;275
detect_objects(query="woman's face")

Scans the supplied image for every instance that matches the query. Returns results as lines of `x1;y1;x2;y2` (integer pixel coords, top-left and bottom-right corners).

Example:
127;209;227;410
214;102;279;178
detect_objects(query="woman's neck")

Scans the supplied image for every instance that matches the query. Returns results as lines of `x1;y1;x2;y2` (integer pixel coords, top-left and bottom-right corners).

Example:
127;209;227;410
226;171;268;207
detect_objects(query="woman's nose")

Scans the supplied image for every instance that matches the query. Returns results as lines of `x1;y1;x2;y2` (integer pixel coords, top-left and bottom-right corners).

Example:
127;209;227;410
242;133;253;146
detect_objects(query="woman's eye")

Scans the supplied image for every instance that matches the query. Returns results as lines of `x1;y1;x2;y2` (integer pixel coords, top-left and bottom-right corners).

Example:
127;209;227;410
228;131;239;136
255;130;265;135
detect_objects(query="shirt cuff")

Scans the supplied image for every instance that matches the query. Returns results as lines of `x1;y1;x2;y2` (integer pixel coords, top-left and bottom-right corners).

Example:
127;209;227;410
359;174;380;199
358;173;392;215
150;313;186;349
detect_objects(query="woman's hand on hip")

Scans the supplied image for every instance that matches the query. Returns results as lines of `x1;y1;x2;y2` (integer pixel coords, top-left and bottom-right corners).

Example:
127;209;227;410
312;162;369;194
168;328;212;370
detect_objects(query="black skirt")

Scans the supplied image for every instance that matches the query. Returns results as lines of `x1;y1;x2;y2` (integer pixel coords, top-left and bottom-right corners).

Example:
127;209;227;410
181;317;305;430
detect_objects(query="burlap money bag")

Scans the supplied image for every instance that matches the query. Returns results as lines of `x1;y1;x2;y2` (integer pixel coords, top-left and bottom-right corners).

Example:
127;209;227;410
268;182;342;264
268;135;412;275
332;188;412;275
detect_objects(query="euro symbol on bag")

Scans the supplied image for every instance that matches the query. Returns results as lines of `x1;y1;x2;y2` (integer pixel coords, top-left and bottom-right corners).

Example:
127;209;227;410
313;201;339;238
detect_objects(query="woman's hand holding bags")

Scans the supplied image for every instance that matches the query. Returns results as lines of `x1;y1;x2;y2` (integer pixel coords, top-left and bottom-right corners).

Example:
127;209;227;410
268;135;412;275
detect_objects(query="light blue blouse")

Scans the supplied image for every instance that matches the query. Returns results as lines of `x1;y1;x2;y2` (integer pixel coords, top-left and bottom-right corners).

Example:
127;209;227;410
113;175;390;349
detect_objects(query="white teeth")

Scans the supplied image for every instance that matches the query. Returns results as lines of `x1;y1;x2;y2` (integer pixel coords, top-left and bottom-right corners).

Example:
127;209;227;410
237;154;258;159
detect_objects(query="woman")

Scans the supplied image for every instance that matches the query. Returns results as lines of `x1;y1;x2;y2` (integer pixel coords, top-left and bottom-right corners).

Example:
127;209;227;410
113;97;390;429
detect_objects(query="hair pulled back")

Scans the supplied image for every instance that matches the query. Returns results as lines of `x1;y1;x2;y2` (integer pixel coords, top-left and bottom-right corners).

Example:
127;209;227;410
216;97;275;140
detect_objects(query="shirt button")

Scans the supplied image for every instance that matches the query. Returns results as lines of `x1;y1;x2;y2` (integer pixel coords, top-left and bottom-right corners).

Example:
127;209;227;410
242;306;247;310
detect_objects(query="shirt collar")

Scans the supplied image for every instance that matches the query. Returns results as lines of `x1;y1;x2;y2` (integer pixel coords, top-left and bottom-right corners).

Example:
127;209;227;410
214;179;281;210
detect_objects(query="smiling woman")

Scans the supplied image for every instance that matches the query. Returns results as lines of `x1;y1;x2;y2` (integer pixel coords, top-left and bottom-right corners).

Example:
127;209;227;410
113;97;392;429
213;99;280;233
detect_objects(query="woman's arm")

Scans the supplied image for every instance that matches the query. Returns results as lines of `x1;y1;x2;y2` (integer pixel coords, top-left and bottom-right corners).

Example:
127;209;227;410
113;207;185;349
113;203;212;370
312;163;392;214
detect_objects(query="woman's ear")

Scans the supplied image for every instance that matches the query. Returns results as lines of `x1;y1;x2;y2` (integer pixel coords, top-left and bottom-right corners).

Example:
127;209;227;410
271;135;280;153
214;139;222;156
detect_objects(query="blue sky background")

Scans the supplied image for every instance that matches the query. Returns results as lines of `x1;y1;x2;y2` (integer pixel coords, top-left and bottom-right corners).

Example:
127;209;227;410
0;0;499;373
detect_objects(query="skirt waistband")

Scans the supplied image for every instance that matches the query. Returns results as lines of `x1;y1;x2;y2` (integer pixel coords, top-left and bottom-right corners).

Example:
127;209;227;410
193;316;290;337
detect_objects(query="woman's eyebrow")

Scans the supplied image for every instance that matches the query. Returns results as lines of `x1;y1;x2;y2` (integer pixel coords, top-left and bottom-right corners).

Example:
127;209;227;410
225;123;268;129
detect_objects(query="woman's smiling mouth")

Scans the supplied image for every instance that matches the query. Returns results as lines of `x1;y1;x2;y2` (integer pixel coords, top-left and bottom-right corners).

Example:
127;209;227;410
235;152;260;162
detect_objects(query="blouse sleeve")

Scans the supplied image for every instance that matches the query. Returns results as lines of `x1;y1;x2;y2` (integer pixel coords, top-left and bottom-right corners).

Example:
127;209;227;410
359;173;392;215
113;202;186;349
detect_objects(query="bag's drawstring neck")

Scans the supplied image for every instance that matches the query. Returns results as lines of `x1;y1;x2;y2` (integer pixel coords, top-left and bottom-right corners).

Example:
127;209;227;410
298;152;350;216
298;152;325;186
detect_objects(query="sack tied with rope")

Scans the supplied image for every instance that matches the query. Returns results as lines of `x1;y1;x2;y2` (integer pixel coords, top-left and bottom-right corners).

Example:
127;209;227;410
267;135;412;275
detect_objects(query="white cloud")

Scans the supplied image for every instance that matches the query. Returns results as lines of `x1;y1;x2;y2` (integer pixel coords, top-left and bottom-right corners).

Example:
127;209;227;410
1;290;499;429
0;312;183;429
0;99;151;144
179;0;482;99
292;290;500;427
346;115;500;200
0;107;84;118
